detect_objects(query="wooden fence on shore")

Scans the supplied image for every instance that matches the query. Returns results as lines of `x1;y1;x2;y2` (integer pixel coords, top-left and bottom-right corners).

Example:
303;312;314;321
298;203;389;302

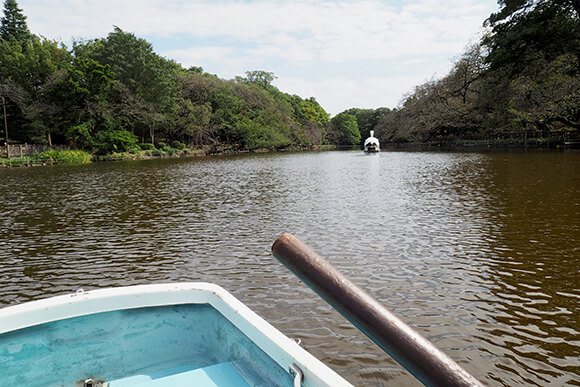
1;144;71;159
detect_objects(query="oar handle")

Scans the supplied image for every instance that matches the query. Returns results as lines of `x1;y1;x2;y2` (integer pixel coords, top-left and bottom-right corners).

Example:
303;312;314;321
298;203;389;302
272;233;483;387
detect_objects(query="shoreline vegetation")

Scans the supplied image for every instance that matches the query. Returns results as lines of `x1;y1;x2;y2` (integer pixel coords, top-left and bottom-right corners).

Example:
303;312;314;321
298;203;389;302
0;143;339;168
1;0;579;168
4;138;577;169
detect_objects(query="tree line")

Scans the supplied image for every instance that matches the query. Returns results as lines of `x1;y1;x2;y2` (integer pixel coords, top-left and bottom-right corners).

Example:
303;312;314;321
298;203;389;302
0;0;333;154
1;0;579;155
371;0;580;147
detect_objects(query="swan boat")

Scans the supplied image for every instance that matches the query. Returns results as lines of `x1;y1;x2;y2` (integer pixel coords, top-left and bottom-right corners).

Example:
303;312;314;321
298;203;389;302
364;130;380;153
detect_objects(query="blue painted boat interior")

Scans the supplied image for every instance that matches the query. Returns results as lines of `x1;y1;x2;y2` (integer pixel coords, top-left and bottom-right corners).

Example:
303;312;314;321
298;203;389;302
0;304;294;386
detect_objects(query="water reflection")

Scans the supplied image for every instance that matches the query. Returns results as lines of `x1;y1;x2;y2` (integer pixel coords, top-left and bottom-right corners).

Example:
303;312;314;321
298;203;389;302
0;151;578;386
471;153;580;385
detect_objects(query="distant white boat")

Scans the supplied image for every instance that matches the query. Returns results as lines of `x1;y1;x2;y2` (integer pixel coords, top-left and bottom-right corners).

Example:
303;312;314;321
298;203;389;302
364;130;380;153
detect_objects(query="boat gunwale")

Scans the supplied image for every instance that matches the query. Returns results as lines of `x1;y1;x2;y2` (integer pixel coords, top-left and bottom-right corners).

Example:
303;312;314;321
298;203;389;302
0;282;352;387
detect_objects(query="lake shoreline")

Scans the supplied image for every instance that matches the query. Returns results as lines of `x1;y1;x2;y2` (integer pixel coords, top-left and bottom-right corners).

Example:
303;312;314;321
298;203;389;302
0;143;338;168
2;140;578;168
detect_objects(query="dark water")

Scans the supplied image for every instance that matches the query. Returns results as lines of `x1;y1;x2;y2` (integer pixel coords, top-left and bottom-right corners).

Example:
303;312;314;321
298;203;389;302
1;151;578;386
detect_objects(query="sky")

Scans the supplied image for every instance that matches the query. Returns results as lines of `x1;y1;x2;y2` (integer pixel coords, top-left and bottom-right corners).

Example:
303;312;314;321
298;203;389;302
17;0;499;116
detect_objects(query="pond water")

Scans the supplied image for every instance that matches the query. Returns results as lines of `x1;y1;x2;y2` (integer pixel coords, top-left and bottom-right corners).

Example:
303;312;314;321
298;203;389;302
1;150;578;386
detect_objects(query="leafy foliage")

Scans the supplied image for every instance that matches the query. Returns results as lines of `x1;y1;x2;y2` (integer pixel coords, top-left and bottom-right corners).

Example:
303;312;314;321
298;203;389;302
94;130;139;155
483;1;580;77
328;112;360;145
72;27;180;144
0;34;72;144
508;54;580;130
66;122;94;150
343;107;390;144
235;70;277;88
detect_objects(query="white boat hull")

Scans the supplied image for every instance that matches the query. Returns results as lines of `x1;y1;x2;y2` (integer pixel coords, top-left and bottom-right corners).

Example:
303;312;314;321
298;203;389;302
0;283;352;387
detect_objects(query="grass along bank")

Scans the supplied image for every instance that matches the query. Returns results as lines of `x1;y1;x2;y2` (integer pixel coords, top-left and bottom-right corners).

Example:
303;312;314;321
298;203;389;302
0;150;93;167
1;141;339;168
0;144;198;167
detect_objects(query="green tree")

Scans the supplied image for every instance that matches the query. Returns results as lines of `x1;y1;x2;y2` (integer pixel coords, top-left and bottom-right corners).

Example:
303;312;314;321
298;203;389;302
94;129;138;154
343;108;391;143
509;54;580;131
328;112;360;145
235;70;277;88
174;71;221;144
170;98;211;145
205;79;295;149
73;27;179;143
483;1;580;76
231;71;329;147
209;82;242;143
55;57;117;146
478;1;580;140
285;95;329;145
290;96;329;128
344;108;373;139
0;0;31;43
0;36;71;144
375;108;405;143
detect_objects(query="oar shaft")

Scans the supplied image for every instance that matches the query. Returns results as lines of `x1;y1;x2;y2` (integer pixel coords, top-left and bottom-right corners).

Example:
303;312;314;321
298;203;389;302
272;233;482;387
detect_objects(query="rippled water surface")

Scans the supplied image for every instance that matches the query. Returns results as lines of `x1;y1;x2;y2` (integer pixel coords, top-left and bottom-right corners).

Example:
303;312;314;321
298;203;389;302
1;151;579;386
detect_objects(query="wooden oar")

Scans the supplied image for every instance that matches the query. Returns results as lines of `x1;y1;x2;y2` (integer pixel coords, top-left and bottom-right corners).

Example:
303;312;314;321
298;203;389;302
272;233;483;387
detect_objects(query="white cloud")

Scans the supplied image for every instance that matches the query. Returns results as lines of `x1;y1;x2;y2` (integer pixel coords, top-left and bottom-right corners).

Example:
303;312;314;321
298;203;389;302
275;73;432;115
163;46;236;65
21;0;494;61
